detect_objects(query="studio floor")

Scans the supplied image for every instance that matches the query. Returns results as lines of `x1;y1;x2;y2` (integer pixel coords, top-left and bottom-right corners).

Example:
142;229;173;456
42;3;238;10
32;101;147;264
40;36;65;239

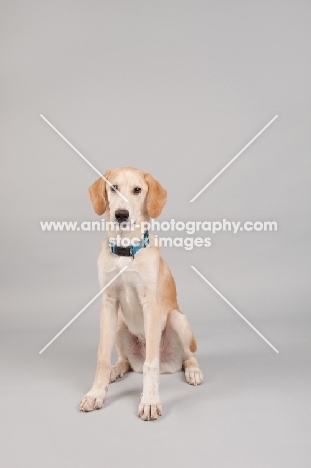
2;314;310;468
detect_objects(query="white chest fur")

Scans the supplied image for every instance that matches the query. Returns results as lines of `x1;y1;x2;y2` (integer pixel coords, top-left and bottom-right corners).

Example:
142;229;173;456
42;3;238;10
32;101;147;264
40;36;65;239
99;256;146;339
117;266;146;338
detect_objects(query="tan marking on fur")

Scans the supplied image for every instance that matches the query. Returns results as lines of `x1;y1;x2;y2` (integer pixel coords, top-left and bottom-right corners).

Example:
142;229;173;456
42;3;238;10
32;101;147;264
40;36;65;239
88;170;111;215
189;336;197;353
144;172;167;218
158;257;179;311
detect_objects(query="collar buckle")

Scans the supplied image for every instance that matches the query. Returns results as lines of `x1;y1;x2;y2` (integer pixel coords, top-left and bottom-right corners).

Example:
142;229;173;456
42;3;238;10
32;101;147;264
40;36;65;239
115;246;132;257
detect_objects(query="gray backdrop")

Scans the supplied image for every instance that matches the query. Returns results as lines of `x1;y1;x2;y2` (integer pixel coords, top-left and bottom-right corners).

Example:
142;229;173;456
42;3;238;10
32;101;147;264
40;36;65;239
1;1;310;467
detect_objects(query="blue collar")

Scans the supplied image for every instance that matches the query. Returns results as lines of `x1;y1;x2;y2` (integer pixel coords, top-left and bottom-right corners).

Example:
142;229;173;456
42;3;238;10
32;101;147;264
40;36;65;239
108;230;149;258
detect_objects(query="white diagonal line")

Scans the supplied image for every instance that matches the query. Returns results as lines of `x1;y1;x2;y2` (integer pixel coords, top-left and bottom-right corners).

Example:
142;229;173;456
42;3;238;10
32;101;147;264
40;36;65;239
191;266;279;353
39;266;128;354
40;114;128;203
190;115;278;202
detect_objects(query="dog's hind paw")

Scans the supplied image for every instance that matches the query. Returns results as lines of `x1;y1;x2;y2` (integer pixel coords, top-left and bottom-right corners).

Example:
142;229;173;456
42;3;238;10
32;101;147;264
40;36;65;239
185;367;203;386
110;360;131;383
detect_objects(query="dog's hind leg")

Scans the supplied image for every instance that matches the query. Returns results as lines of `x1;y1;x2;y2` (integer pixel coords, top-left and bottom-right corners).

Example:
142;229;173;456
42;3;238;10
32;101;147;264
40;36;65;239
110;358;131;383
167;309;204;386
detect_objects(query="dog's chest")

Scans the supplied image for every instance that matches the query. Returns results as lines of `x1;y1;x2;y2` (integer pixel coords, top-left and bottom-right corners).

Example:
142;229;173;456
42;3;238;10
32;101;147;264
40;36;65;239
118;278;145;338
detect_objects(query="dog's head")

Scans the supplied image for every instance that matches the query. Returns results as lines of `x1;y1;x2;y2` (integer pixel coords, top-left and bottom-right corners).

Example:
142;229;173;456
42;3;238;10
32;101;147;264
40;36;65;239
88;167;167;226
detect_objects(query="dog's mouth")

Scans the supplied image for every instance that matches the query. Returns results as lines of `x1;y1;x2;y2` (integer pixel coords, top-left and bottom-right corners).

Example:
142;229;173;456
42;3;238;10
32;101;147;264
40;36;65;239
112;218;136;228
115;219;131;228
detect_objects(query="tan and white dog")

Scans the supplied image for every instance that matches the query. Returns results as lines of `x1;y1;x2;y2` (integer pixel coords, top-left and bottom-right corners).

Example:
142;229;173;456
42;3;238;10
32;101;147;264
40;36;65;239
79;167;203;420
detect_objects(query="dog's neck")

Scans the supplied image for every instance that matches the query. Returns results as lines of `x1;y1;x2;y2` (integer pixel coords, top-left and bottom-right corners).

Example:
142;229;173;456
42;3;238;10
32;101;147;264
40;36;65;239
108;230;149;258
106;217;150;243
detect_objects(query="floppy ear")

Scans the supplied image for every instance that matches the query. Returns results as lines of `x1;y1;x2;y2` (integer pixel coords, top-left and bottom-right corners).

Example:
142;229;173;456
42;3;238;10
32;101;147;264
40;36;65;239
88;172;110;215
144;173;167;218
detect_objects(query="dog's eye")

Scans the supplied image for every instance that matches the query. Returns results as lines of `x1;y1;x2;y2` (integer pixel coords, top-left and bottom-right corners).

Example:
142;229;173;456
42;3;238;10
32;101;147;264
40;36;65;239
133;187;141;194
110;185;118;192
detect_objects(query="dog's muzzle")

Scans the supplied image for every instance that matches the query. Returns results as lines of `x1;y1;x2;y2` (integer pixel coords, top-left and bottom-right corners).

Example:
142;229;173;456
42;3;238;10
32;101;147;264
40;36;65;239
115;209;129;223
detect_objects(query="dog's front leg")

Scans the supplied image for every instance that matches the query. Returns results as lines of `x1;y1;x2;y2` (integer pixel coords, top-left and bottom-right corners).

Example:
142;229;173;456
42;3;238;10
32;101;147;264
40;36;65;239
138;299;162;421
79;294;117;412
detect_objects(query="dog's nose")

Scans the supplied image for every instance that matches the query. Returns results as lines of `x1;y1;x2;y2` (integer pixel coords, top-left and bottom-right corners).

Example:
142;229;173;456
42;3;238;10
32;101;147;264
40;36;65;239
115;209;129;223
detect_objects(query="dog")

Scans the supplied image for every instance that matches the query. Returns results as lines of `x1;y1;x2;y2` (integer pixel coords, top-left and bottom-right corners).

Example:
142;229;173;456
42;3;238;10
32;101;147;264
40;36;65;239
79;167;203;420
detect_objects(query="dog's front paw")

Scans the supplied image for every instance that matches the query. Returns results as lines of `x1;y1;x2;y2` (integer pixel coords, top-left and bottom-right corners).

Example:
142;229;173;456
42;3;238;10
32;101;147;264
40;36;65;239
79;388;107;412
185;367;203;386
138;395;162;421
